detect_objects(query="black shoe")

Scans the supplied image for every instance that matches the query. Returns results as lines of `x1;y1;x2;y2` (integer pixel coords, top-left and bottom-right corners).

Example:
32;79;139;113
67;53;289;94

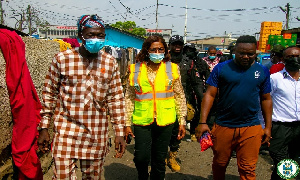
231;151;237;158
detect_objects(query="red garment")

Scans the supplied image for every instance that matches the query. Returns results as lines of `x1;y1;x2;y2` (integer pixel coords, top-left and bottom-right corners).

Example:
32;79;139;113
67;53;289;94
62;38;80;48
0;29;43;179
270;62;285;74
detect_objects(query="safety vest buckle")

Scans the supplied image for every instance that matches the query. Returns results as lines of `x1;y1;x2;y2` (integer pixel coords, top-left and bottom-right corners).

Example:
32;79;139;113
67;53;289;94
134;83;141;93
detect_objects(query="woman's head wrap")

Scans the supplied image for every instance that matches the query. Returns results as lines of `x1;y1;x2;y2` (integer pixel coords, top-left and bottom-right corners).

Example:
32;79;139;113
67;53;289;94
77;14;105;34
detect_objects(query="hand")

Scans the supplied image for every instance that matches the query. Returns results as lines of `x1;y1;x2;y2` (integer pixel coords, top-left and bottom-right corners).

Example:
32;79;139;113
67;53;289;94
261;127;271;146
177;125;186;140
195;124;211;141
114;136;126;158
37;129;50;153
125;126;135;141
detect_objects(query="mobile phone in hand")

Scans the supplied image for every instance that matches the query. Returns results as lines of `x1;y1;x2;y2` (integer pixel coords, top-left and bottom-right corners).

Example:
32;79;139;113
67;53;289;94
126;134;132;144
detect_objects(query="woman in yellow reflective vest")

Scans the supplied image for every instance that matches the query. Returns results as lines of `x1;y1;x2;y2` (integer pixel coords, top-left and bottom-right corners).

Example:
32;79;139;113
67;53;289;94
124;35;187;180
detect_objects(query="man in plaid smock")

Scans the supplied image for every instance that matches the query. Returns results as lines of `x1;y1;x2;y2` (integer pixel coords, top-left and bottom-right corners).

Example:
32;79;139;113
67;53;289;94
37;14;126;179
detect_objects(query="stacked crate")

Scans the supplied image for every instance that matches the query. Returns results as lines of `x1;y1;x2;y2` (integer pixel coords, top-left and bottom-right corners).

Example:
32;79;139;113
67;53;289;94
282;33;297;47
259;21;282;52
267;33;297;49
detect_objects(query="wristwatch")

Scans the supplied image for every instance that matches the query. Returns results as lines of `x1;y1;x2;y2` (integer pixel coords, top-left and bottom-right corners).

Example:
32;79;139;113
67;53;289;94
37;127;47;131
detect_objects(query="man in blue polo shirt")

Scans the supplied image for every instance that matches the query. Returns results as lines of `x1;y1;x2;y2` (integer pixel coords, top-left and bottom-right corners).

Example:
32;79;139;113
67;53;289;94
195;35;272;180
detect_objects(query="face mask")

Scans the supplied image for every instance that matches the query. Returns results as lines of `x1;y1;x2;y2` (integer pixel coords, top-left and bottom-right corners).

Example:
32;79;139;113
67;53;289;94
209;56;216;60
149;53;164;63
232;54;235;59
83;38;105;53
285;57;300;71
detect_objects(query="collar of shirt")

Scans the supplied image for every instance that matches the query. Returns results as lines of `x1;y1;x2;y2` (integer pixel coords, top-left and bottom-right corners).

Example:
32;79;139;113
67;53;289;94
282;68;300;81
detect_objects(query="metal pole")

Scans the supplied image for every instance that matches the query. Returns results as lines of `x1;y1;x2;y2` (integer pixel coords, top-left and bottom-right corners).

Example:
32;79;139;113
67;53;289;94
156;0;158;30
0;0;4;24
27;5;32;35
184;0;187;43
223;31;226;50
286;3;290;30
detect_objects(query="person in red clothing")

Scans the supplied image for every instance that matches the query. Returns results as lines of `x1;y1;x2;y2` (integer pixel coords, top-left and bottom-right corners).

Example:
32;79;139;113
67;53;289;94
268;45;285;74
0;29;43;180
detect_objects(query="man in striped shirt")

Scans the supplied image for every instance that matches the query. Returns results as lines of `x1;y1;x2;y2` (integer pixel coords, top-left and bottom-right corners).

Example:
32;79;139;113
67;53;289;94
37;14;126;179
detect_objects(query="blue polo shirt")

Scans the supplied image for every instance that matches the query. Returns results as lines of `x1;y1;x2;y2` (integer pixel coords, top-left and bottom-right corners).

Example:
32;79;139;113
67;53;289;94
207;60;271;127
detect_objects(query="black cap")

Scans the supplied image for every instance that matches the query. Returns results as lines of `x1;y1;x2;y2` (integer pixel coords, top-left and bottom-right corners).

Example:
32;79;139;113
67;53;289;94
169;35;184;44
184;43;196;49
228;41;236;51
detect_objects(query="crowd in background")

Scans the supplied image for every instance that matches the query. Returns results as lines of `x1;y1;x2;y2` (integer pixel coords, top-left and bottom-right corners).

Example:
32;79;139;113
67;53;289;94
2;13;300;180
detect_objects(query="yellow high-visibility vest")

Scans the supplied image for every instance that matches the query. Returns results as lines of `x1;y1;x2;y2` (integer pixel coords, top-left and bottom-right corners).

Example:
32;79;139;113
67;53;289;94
129;61;179;126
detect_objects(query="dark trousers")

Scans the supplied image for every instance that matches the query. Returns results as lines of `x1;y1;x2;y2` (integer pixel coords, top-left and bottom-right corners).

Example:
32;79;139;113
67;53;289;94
188;90;200;135
269;121;300;180
134;122;174;180
169;119;181;152
189;83;204;134
190;109;200;135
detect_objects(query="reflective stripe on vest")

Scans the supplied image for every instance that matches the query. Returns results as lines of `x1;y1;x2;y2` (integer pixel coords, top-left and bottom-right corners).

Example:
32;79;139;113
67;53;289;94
135;93;153;100
134;63;140;83
133;63;141;92
156;91;174;99
165;61;173;90
135;91;174;101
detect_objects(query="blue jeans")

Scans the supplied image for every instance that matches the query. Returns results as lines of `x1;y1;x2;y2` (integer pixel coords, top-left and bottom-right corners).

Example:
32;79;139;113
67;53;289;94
134;122;174;180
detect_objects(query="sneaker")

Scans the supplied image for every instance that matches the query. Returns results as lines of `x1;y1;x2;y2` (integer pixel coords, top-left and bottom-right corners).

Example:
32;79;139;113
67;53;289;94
191;134;197;142
231;151;237;158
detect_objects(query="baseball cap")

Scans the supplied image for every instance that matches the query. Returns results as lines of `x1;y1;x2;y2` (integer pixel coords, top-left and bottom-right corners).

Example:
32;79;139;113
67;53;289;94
228;41;236;51
169;35;184;44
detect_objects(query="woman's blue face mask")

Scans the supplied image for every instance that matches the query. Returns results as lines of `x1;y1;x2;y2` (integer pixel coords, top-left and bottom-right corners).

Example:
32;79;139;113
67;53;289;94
149;53;164;63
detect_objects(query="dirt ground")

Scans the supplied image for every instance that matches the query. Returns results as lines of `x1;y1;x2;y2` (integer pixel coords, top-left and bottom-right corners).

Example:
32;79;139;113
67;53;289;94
43;129;274;180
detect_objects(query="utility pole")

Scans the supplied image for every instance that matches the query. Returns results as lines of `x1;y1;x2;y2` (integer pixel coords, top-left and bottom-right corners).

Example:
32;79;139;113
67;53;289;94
27;5;32;35
279;3;290;30
0;0;4;24
156;0;158;31
223;31;226;50
184;0;187;43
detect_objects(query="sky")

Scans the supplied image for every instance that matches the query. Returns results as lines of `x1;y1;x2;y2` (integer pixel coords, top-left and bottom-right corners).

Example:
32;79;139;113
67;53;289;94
3;0;300;40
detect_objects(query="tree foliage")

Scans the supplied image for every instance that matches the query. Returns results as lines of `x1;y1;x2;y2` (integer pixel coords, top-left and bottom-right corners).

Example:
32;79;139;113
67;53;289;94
10;5;50;35
110;21;146;37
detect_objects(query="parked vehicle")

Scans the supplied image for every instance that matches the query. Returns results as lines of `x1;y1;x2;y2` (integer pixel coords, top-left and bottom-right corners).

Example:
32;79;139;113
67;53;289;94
257;53;271;65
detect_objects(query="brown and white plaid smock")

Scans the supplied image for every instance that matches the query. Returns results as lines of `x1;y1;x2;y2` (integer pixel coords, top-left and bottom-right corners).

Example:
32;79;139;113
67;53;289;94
125;62;187;126
39;48;125;159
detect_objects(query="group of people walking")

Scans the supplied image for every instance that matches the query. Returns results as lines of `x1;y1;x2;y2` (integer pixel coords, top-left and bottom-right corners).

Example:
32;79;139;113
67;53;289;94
36;14;300;180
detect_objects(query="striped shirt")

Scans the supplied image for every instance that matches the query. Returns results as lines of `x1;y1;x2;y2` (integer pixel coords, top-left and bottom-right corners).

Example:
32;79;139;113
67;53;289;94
39;48;125;159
